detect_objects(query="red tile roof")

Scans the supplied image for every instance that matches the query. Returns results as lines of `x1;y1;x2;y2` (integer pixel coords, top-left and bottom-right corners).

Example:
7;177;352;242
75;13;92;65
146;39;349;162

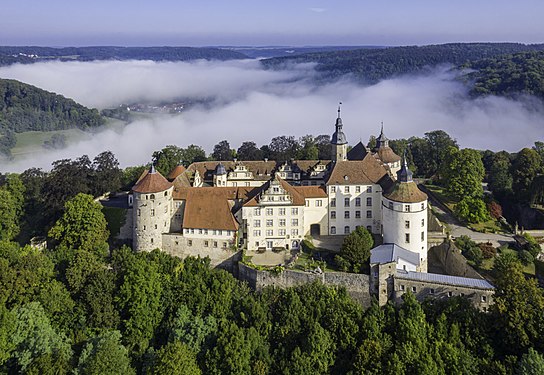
132;169;173;193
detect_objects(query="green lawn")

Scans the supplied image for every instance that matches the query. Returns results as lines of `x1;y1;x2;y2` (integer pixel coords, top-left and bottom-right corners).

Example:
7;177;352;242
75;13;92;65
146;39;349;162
11;129;89;157
424;184;458;211
469;220;503;233
478;247;535;276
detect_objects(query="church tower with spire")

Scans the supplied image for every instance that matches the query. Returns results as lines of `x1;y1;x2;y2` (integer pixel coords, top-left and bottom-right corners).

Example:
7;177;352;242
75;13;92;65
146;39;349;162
375;122;401;177
331;103;348;162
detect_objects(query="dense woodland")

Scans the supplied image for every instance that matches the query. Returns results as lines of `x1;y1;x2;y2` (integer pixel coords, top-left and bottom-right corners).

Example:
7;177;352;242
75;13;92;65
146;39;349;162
0;46;247;65
0;79;104;155
262;43;544;84
1;136;544;372
461;51;544;98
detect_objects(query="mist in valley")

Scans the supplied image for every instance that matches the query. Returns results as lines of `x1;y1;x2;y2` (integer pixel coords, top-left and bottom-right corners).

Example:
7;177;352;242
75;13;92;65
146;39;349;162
1;59;543;172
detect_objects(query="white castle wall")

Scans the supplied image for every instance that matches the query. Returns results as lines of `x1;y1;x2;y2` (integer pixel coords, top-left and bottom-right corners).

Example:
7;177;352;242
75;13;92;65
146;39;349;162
133;187;173;252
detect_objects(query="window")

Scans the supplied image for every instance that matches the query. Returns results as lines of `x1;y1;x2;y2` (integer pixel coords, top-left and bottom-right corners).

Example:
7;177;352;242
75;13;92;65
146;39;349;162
291;219;298;226
404;205;411;212
331;211;336;219
266;229;273;236
331;226;336;234
279;229;286;236
430;288;435;294
292;208;298;215
411;286;417;292
291;229;299;236
421;232;425;241
366;225;372;232
400;285;405;291
331;186;336;193
481;295;487;302
150;238;153;244
316;200;322;207
344;198;350;207
355;211;361;219
405;220;410;229
279;208;286;216
213;241;218;248
405;233;410;243
254;220;261;227
344;211;350;219
150;209;155;216
421;219;425;227
266;208;273;216
154;224;158;229
266;219;273;227
255;241;259;247
143;225;146;230
421;203;425;210
150;194;155;199
190;229;194;234
204;229;208;235
367;186;372;193
389;202;393;210
344;226;350;234
253;230;261;237
355;197;361;207
138;209;141;216
305;200;309;207
366;197;372;206
188;240;192;246
355;186;361;193
279;219;286;226
331;198;336;207
448;291;453;297
344;186;350;193
199;229;203;234
367;210;372;218
223;242;227;248
204;241;209;247
175;201;181;208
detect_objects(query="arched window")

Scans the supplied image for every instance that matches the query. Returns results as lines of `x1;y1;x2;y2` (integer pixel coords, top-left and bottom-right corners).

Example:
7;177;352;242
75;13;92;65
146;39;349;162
331;226;336;234
344;226;350;234
150;194;155;199
164;191;168;196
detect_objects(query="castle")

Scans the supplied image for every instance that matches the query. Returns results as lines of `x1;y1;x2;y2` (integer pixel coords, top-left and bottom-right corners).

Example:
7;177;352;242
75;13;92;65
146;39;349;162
128;106;494;308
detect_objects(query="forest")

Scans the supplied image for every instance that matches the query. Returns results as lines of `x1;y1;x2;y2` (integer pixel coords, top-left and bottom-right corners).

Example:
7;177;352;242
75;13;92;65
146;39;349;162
0;78;104;156
0;46;247;66
1;136;544;373
262;42;544;84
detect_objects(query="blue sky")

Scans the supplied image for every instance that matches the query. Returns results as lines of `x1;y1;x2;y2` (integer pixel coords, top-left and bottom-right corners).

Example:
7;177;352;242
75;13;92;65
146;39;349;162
2;0;543;46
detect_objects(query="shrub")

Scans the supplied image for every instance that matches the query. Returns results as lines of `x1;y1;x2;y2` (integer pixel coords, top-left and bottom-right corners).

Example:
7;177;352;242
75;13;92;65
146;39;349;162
519;250;534;266
479;242;497;259
487;201;503;219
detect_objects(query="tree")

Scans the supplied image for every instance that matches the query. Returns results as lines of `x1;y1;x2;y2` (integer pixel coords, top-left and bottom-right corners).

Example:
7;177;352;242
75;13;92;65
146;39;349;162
152;341;201;375
48;193;109;259
269;136;299;162
297;135;319;160
337;226;374;272
76;331;134;375
183;144;207;165
152;145;184;175
516;348;544;375
237;141;263;161
511;148;542;203
424;130;458;179
0;190;19;240
212;140;233;161
315;134;332;160
488;151;513;196
455;196;489;223
441;147;485;200
92;151;122;195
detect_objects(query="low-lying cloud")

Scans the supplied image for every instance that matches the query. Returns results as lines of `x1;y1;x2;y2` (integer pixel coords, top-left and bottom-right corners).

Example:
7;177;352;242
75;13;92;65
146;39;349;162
0;59;543;172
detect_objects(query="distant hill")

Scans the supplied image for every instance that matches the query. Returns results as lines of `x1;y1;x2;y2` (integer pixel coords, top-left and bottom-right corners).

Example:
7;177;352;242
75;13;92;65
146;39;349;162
261;43;544;84
221;45;384;59
460;50;544;99
0;46;248;66
0;78;104;156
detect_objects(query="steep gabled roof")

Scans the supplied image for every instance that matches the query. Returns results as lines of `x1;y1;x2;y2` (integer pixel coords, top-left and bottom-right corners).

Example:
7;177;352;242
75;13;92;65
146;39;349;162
244;175;306;207
347;141;369;160
326;154;393;188
167;164;186;181
182;187;241;231
294;185;328;198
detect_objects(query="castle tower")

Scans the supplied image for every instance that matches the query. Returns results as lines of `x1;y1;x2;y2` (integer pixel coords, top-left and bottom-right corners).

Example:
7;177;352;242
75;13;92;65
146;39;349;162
213;162;228;187
381;156;429;271
132;164;174;252
375;123;401;177
331;103;347;162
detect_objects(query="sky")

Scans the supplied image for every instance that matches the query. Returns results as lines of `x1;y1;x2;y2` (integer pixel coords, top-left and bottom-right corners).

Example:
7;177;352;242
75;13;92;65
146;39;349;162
1;0;544;46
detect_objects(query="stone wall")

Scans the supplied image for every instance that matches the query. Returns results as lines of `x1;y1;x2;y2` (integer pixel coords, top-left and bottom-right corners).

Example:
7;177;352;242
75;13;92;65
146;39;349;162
117;208;133;240
428;240;483;279
162;233;241;270
238;263;372;307
393;276;493;311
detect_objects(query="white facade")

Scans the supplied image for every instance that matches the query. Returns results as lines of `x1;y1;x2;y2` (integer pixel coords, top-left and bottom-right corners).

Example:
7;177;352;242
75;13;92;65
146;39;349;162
327;183;383;235
382;197;428;271
302;197;328;236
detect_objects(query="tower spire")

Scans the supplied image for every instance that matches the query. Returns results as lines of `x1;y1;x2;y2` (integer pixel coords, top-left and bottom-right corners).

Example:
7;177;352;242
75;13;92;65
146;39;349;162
337;101;342;118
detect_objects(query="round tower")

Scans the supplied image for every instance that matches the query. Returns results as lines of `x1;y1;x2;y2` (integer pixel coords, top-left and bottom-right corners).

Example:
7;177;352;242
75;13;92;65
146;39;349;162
331;103;347;162
132;165;174;252
381;157;428;271
213;162;228;186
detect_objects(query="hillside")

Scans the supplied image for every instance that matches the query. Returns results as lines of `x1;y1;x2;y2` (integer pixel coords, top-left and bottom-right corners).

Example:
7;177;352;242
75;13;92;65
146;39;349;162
261;42;544;84
461;50;544;98
0;46;248;66
0;78;104;155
